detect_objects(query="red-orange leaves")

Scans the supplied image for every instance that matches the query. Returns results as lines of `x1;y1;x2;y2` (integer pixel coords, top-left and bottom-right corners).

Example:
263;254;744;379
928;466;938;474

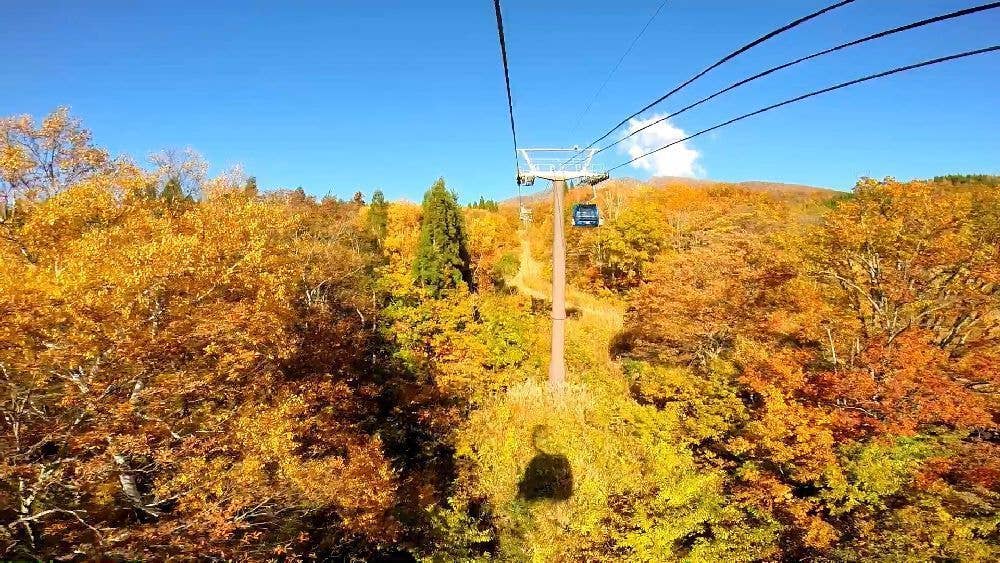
918;442;1000;492
810;330;992;439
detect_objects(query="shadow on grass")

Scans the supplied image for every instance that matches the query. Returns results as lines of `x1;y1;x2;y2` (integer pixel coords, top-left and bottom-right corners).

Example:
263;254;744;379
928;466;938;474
518;452;573;501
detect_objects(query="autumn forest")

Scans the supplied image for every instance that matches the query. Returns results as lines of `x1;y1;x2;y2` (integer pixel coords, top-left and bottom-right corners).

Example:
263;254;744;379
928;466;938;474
2;109;999;561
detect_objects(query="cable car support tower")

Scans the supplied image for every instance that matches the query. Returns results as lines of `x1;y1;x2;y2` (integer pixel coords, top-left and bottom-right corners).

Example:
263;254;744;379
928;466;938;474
518;148;608;388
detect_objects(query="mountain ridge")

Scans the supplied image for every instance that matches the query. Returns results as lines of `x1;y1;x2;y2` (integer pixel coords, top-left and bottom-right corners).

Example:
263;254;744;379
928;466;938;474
504;176;840;205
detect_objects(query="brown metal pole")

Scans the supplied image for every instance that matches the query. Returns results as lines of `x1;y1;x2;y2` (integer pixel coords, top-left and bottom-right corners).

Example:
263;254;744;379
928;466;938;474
549;178;567;388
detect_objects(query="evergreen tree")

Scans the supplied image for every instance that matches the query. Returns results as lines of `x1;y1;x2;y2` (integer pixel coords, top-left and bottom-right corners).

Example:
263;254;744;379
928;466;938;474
932;173;1000;187
352;191;365;205
367;189;389;242
413;178;472;295
161;176;185;203
468;196;500;212
141;180;159;200
244;176;259;196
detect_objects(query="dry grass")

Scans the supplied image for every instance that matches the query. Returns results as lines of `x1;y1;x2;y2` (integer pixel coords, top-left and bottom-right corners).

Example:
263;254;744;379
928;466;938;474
508;229;627;392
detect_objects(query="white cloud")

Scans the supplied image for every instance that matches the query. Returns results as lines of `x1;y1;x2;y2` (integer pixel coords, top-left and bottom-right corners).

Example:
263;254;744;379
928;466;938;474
619;114;704;178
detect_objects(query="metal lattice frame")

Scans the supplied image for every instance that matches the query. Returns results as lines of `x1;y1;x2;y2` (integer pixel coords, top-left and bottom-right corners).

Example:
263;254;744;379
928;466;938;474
517;147;604;183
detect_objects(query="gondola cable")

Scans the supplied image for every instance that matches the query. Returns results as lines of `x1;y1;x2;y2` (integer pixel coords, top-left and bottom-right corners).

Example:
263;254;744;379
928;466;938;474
493;0;520;184
608;45;1000;172
593;1;1000;157
562;0;857;166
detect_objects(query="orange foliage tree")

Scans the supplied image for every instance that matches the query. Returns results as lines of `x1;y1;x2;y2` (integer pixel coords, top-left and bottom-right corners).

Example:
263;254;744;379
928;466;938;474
618;179;999;559
0;110;456;560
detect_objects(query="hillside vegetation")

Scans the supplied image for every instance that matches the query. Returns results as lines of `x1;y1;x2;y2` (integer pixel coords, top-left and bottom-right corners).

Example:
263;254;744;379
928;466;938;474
2;109;998;561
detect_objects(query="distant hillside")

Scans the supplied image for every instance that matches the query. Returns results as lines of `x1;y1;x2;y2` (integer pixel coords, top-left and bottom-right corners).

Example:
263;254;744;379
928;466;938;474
504;176;838;205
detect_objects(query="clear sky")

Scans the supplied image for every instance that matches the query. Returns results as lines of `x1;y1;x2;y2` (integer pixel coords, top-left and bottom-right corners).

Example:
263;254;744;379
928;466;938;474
3;1;997;201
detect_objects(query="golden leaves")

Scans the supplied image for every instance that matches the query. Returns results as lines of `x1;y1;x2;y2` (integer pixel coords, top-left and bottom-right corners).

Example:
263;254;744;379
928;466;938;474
0;107;110;200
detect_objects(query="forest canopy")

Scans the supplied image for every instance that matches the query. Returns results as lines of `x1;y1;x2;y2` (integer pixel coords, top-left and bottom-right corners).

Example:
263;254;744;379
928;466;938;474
1;109;998;561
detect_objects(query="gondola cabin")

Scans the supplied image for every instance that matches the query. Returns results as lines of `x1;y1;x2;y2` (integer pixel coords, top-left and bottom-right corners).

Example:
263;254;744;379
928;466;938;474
572;203;600;227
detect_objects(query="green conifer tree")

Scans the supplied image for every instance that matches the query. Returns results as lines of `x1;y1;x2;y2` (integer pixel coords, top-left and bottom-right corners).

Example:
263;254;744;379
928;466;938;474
413;178;472;295
367;189;389;242
160;176;185;203
244;176;259;196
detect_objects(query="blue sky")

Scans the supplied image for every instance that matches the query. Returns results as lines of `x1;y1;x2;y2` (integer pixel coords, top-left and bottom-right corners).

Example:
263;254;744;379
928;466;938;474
3;1;997;201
